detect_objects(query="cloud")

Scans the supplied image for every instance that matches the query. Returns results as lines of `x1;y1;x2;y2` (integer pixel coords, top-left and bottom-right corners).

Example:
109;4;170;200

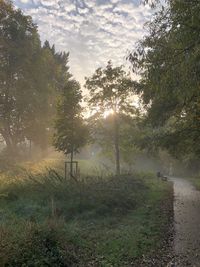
19;0;30;3
13;0;152;84
21;0;29;4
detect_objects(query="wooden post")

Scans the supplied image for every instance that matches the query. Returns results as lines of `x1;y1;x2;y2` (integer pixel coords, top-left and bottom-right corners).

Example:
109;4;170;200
65;162;67;180
65;161;79;179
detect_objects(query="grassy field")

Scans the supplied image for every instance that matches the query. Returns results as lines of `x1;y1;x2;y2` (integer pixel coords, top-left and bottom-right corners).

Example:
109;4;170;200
0;159;173;266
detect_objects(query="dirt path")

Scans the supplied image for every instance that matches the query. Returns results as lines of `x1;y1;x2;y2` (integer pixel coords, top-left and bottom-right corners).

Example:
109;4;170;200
171;177;200;266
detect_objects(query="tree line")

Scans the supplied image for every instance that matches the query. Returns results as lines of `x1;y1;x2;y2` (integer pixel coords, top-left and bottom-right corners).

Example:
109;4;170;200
1;0;200;175
0;1;137;176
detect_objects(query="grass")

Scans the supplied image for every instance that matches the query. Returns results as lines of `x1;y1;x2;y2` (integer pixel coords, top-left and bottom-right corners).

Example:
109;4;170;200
0;159;173;266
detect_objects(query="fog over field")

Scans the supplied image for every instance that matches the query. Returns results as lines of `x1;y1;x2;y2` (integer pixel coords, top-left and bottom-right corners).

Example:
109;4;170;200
1;0;200;266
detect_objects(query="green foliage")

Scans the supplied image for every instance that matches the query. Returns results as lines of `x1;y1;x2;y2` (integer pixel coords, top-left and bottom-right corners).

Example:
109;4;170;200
85;61;136;116
0;1;74;157
85;61;136;175
129;0;200;160
0;0;41;153
53;79;88;159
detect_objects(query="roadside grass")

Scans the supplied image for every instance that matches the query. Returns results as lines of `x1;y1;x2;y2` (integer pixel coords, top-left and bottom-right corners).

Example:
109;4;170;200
0;160;173;266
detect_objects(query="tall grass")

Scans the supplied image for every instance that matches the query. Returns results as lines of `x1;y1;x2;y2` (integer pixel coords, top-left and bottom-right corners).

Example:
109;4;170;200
0;161;173;266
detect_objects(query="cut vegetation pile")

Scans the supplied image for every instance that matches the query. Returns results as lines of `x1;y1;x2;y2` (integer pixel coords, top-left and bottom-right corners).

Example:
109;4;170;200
0;161;173;266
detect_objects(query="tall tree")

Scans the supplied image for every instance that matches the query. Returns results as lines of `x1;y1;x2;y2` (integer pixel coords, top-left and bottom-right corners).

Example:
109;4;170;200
89;113;139;171
24;42;71;153
129;0;200;160
85;61;135;175
53;79;88;176
0;0;47;155
0;1;72;157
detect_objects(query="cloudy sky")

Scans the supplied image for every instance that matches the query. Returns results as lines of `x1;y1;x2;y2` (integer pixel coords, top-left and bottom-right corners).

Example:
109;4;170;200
13;0;152;83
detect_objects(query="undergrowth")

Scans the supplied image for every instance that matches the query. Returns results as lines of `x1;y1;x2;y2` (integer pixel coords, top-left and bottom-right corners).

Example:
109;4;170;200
0;161;173;266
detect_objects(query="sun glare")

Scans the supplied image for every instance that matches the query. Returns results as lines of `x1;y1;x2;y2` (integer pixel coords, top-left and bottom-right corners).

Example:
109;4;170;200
84;107;115;119
103;109;114;118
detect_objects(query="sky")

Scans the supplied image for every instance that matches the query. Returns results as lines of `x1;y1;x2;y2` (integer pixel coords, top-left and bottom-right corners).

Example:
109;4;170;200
13;0;152;84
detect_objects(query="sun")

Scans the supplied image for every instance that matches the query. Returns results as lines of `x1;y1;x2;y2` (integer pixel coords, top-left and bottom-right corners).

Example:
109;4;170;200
103;109;114;118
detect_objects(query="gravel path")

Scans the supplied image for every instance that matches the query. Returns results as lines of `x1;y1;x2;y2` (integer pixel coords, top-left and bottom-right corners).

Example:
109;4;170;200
134;177;200;266
171;177;200;266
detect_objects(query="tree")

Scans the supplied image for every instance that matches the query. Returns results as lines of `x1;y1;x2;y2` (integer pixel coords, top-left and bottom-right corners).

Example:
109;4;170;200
0;0;49;155
24;42;72;154
129;0;200;160
53;79;88;176
0;1;74;158
85;61;135;175
90;113;140;172
0;1;43;153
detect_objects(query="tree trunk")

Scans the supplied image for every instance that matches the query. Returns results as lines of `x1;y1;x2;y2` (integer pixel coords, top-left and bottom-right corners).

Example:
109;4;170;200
113;113;120;176
70;148;74;177
29;139;32;158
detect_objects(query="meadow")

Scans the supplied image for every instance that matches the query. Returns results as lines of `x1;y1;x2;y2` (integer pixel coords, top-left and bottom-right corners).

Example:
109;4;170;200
0;159;173;266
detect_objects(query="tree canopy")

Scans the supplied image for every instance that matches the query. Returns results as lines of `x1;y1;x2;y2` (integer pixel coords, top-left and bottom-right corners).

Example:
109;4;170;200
85;61;135;175
0;1;73;157
129;0;200;159
0;0;41;153
53;79;88;163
